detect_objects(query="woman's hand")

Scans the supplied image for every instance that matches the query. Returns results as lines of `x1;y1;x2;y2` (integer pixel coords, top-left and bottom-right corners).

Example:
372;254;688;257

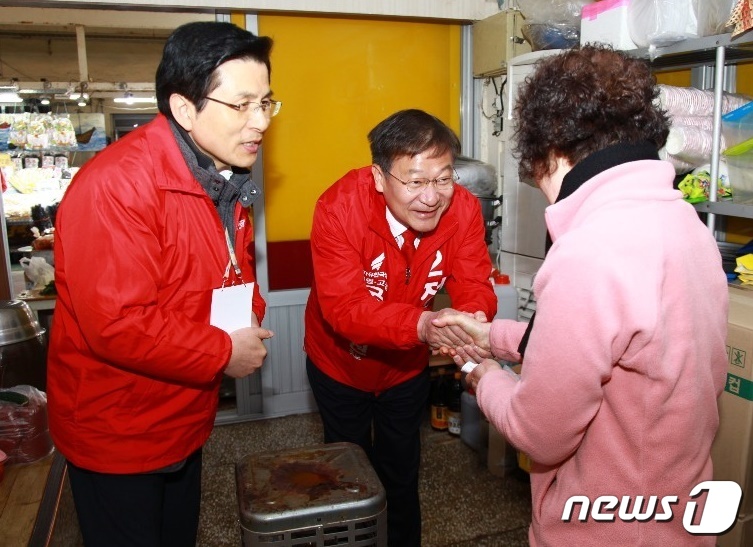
431;311;492;353
463;359;501;392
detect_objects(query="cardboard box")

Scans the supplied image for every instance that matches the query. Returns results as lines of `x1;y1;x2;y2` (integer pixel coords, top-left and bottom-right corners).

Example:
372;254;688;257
472;10;531;77
487;363;522;476
716;512;753;547
580;0;637;51
711;285;753;515
488;425;518;476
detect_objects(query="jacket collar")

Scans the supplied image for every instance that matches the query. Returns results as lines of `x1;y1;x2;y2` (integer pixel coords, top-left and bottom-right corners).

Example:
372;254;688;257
546;151;678;244
557;141;660;204
544;142;661;252
168;118;259;210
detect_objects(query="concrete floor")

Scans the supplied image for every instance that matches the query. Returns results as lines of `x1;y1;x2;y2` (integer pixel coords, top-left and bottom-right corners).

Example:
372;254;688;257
51;411;533;546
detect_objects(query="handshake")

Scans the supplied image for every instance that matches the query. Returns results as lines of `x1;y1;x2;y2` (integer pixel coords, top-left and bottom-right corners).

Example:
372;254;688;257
418;308;493;363
419;309;519;391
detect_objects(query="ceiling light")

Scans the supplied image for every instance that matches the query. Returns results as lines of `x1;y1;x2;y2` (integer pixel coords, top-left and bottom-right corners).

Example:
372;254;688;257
0;91;23;103
40;97;51;106
69;82;89;101
0;80;22;103
77;99;87;107
113;93;156;105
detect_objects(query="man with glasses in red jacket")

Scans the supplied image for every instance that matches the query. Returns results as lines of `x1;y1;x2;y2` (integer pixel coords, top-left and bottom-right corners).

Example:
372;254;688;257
305;109;497;547
47;22;278;546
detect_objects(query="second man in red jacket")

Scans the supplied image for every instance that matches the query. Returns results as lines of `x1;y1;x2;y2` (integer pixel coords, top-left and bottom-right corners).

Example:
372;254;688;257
305;109;497;547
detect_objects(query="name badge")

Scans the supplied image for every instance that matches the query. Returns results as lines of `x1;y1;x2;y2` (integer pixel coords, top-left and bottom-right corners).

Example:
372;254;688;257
210;282;254;333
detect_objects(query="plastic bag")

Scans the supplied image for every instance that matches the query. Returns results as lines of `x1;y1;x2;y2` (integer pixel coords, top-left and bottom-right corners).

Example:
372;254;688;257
518;0;591;25
518;0;590;50
0;385;54;464
20;256;54;290
629;0;735;49
454;156;498;197
699;0;737;36
629;0;700;48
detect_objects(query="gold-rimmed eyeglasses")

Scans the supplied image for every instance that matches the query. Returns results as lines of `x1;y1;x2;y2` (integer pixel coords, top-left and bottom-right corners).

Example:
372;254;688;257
204;96;282;118
386;169;459;193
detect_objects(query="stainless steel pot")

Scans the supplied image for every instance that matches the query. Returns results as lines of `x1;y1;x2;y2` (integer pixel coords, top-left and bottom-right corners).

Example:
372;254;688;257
0;301;47;391
454;156;502;245
0;301;45;346
455;156;497;197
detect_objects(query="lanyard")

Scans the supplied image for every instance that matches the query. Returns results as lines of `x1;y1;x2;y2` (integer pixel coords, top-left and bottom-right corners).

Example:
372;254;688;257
223;227;245;287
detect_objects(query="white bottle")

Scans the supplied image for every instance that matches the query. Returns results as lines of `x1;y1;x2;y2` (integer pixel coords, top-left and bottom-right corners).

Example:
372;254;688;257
492;270;518;321
460;388;488;458
487;269;520;475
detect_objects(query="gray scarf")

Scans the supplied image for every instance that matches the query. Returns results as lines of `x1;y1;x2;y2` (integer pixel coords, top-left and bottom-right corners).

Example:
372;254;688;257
169;120;260;240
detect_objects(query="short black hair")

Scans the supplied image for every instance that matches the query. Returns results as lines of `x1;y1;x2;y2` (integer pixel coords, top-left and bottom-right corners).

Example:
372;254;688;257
368;109;461;173
155;21;273;120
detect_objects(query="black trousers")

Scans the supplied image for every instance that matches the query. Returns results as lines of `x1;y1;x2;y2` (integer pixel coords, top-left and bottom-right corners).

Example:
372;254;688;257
66;448;203;547
306;358;430;547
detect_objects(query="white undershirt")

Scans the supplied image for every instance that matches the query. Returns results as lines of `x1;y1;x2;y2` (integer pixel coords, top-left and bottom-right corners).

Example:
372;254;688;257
385;207;420;250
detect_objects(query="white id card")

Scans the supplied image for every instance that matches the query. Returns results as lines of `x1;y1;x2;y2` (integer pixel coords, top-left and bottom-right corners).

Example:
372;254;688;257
210;282;254;333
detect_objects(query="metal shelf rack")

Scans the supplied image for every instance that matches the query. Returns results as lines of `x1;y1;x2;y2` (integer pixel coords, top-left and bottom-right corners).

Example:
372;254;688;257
633;32;753;230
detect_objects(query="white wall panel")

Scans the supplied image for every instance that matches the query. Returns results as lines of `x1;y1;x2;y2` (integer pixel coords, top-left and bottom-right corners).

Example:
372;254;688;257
262;289;317;418
14;0;501;22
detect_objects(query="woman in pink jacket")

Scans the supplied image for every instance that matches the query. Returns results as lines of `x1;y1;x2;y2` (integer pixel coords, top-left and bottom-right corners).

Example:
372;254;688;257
434;45;729;546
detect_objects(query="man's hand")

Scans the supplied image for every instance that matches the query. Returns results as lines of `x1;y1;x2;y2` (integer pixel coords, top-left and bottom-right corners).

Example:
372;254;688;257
450;343;493;363
225;326;275;379
418;308;475;350
431;312;492;353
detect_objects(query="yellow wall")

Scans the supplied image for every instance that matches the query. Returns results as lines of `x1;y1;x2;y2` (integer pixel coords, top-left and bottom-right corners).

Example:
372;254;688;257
258;15;461;242
655;69;692;87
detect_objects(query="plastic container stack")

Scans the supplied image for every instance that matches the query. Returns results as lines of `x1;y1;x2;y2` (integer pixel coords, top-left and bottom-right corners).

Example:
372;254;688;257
723;102;753;204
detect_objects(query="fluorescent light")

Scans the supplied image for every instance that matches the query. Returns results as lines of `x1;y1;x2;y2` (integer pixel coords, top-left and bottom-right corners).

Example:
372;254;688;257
113;95;156;105
0;91;23;103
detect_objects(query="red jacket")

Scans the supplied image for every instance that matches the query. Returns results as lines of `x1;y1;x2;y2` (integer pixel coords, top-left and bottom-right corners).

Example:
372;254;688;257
47;115;265;473
304;167;496;393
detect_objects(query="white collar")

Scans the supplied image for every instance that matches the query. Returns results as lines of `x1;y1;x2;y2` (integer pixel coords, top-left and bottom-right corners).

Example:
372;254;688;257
385;207;413;239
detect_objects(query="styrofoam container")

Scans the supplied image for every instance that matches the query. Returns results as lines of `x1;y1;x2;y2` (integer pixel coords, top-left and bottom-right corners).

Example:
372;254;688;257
722;101;753;150
580;0;637;50
724;137;753;205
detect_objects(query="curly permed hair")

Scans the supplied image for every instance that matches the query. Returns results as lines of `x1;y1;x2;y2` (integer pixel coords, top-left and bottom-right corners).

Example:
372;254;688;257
513;45;669;183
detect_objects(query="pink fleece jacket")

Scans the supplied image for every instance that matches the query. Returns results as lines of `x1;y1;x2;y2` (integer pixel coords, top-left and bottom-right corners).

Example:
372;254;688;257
478;160;728;546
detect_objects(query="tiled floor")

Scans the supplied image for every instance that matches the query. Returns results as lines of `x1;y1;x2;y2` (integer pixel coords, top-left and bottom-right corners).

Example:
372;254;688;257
51;411;533;546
